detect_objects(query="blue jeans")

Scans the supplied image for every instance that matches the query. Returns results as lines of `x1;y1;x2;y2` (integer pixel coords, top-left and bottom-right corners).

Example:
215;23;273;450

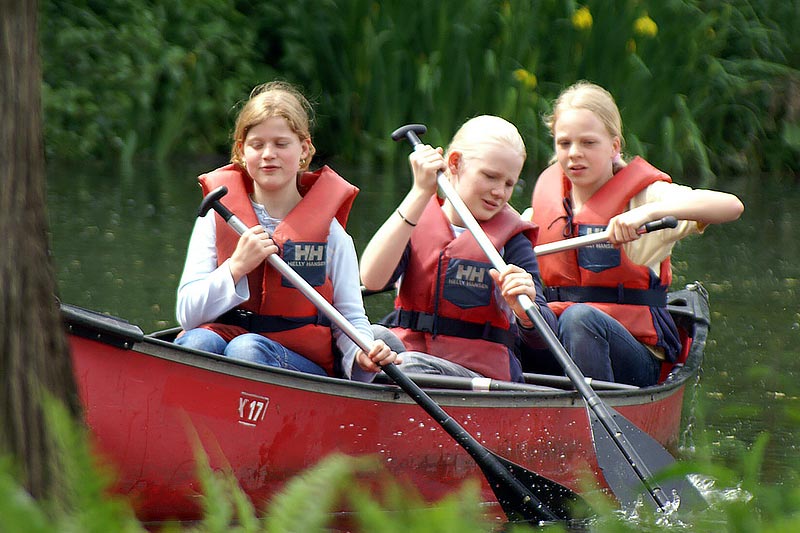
558;304;661;387
175;329;327;376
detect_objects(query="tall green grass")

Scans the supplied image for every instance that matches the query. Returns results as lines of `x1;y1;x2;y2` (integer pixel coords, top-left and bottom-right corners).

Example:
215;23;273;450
41;1;798;183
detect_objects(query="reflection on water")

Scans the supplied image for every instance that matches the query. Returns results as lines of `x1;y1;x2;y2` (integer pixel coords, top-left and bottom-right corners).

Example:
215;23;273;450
48;158;799;483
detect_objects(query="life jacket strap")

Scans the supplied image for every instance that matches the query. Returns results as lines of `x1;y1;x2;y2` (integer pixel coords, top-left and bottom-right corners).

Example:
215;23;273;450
389;309;516;348
217;308;332;333
543;285;667;307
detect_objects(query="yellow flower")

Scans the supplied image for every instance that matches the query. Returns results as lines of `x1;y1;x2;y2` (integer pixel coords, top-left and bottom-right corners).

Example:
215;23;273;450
501;0;511;19
633;14;658;37
571;6;593;31
513;68;538;90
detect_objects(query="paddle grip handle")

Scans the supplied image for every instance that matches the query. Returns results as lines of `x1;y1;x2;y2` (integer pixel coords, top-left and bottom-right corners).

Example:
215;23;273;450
198;186;249;235
641;215;678;233
391;124;428;148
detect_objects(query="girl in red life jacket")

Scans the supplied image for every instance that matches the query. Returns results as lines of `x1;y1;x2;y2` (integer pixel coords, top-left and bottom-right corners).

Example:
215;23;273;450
527;81;744;386
175;81;399;380
360;115;557;383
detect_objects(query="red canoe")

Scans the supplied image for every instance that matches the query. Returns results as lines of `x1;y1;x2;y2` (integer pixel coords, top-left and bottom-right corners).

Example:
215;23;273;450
62;283;709;523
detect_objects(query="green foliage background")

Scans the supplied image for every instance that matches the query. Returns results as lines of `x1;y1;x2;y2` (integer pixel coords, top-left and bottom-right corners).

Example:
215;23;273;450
40;0;799;185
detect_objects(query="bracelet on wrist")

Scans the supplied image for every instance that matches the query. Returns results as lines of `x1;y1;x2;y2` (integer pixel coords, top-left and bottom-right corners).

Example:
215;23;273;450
396;209;417;227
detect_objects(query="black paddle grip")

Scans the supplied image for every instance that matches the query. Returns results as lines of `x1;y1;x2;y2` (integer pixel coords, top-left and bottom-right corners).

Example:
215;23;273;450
197;185;250;236
391;124;427;148
198;186;234;220
642;216;678;233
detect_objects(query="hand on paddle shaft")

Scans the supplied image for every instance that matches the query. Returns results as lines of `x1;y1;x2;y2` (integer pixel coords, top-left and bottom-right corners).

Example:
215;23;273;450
196;186;396;372
489;265;538;329
228;225;278;284
533;217;678;256
197;185;583;524
392;123;706;514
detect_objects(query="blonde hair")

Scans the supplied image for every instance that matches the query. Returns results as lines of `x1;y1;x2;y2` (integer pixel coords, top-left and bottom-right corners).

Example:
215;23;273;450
230;81;316;171
544;81;625;153
445;115;526;171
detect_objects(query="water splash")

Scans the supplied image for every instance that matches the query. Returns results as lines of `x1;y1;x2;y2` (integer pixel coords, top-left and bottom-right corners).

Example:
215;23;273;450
687;474;753;506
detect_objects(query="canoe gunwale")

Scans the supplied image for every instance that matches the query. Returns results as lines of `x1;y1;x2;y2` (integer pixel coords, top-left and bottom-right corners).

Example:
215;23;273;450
61;283;708;410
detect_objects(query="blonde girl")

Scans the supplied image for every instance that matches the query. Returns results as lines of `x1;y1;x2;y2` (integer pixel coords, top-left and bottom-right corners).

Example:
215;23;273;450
529;81;744;386
361;115;556;382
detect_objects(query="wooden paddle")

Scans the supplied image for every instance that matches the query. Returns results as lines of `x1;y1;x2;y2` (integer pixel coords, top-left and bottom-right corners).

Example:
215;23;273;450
392;123;705;513
197;186;585;525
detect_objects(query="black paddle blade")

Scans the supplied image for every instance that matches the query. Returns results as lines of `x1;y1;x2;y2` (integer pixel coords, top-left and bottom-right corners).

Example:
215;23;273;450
486;450;588;523
380;364;584;524
589;407;707;512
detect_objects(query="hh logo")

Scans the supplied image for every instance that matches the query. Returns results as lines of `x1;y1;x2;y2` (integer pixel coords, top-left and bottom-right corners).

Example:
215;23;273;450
579;224;614;252
294;244;325;262
444;259;492;308
238;392;270;427
455;264;486;283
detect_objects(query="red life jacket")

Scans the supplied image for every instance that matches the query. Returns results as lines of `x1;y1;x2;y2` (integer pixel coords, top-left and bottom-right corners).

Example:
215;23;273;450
531;157;681;360
388;197;538;380
197;164;358;375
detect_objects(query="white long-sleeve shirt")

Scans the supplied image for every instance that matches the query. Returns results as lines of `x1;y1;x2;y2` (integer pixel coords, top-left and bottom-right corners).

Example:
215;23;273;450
176;199;376;381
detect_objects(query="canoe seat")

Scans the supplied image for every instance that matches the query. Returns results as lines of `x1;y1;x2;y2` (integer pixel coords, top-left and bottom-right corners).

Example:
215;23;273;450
659;282;709;383
658;329;690;383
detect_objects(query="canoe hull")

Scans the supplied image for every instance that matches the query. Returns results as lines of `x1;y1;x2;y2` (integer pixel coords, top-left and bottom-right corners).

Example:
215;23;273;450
66;284;708;522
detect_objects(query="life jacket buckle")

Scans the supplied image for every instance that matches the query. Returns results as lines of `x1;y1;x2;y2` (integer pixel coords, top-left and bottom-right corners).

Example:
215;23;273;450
415;312;435;333
231;308;254;330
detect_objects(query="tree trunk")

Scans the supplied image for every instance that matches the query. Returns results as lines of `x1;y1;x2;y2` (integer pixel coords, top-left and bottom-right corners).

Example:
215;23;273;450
0;0;82;500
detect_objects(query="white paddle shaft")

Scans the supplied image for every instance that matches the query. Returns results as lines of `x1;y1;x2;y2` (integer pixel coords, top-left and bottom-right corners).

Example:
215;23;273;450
225;213;374;354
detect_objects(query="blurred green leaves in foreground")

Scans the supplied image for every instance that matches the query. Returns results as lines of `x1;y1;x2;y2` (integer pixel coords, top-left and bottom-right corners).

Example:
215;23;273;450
2;397;800;532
